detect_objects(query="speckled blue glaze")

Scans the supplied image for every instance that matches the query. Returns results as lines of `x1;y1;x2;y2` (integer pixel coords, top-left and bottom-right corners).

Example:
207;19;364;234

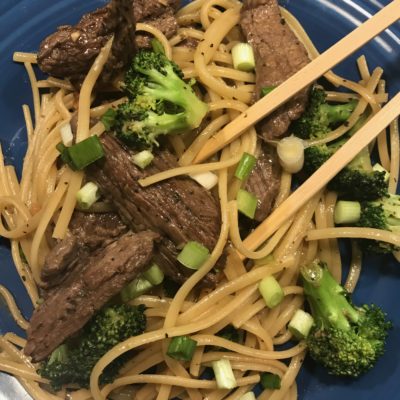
0;1;399;399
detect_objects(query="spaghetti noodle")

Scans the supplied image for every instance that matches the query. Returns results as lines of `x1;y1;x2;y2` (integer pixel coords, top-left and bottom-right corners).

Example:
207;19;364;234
0;1;398;400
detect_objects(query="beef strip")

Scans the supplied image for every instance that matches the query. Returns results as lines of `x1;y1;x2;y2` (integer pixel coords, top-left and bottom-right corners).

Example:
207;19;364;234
134;0;180;21
136;9;178;48
87;135;222;284
245;143;281;222
37;0;135;83
25;230;158;362
41;212;127;287
240;0;310;140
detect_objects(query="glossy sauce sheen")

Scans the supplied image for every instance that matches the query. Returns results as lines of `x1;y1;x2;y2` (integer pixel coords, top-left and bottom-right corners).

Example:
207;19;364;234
0;1;399;399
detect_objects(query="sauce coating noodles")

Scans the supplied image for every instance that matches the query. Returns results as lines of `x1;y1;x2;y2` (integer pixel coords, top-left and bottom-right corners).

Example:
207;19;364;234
0;1;398;400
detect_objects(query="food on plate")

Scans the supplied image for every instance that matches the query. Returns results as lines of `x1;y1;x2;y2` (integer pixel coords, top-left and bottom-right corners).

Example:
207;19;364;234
0;0;398;399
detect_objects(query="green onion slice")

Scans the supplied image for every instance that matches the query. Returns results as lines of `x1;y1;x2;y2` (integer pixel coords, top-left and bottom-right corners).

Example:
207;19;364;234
237;189;257;219
167;336;197;361
212;359;237;389
132;150;154;169
57;136;105;171
177;241;210;270
231;43;255;72
76;182;100;210
260;372;281;389
288;309;314;340
334;200;361;224
120;277;153;302
234;152;257;180
259;275;284;308
143;263;164;285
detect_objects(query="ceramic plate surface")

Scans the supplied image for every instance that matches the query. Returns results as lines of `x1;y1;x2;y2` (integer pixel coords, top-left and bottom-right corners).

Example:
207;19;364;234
0;0;399;398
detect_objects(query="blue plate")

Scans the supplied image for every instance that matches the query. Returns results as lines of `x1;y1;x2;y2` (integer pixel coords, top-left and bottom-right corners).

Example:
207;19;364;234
0;1;399;399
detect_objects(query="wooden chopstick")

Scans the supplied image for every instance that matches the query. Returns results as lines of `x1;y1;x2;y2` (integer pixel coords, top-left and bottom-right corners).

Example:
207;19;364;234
240;91;400;255
192;0;400;163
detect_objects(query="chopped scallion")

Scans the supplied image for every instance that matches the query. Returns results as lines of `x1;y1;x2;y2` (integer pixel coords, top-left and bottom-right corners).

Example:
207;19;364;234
76;182;100;210
120;277;153;302
260;372;281;390
56;142;76;170
190;171;218;190
101;108;117;131
167;336;197;361
288;309;314;340
212;359;237;389
237;189;257;219
231;43;255;72
132;150;154;169
177;241;210;270
259;276;284;308
334;200;361;224
143;263;164;285
64;136;105;170
234;152;257;180
277;135;305;173
260;86;276;97
60;122;73;147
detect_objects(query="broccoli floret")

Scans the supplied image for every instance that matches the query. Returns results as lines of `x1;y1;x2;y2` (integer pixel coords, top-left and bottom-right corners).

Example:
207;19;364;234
293;89;387;200
303;145;387;201
291;87;357;140
39;304;146;390
301;260;391;377
334;194;400;254
108;50;208;148
113;101;188;148
301;109;387;201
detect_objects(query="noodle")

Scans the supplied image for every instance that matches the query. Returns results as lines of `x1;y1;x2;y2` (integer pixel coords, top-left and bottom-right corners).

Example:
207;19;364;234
307;227;400;248
0;286;29;330
0;1;398;399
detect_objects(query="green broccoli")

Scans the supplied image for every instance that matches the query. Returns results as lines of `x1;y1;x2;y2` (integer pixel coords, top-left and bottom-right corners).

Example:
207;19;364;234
303;143;388;201
334;194;400;254
292;87;386;200
39;304;146;390
299;105;388;201
104;50;208;148
300;260;391;377
291;87;357;140
112;101;188;148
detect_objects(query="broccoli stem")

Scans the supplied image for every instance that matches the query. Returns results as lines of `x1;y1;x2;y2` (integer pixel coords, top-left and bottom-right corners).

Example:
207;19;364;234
302;260;392;377
301;261;359;331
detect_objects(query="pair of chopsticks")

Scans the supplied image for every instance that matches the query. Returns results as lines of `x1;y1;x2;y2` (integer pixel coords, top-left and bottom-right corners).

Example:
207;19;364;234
191;0;400;253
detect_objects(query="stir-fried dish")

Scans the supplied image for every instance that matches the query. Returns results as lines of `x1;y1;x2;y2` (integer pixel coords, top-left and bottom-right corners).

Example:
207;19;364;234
0;0;399;399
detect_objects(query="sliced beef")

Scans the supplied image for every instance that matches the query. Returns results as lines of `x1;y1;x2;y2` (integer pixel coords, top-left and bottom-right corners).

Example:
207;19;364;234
41;212;127;287
25;230;158;362
245;144;281;222
87;135;222;284
136;9;178;48
37;0;135;83
134;0;180;21
240;0;310;140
